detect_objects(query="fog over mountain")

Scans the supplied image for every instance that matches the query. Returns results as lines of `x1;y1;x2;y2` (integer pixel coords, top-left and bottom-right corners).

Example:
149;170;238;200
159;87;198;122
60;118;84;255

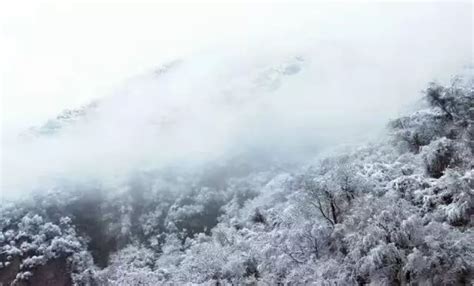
2;40;471;195
0;1;473;285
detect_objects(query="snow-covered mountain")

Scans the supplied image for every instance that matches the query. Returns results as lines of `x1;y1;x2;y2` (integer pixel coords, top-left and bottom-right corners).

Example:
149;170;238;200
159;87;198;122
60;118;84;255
1;65;473;284
2;1;472;284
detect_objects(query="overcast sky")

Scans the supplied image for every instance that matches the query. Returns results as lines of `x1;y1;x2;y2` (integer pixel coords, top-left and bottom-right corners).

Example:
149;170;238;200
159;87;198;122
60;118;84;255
1;0;472;131
0;1;315;129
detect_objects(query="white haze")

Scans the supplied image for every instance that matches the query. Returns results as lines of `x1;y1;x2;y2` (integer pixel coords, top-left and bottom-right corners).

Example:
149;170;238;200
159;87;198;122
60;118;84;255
1;1;472;197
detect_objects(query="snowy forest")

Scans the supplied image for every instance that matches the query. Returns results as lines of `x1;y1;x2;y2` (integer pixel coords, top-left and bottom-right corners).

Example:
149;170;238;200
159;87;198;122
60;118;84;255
1;2;473;285
0;71;473;284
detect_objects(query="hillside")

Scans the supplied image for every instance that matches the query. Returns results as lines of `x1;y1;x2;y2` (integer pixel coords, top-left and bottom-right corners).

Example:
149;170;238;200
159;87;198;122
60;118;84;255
1;75;473;285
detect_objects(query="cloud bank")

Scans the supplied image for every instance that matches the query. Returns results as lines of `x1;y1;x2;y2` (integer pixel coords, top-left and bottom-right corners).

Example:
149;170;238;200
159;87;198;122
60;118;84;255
1;2;472;197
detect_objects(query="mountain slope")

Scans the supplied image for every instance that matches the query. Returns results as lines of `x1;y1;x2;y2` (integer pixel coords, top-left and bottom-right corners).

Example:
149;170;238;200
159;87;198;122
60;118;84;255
1;74;473;285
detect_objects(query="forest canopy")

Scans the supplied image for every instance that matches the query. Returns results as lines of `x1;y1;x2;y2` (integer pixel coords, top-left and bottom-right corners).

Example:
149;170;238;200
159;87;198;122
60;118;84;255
1;74;473;285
